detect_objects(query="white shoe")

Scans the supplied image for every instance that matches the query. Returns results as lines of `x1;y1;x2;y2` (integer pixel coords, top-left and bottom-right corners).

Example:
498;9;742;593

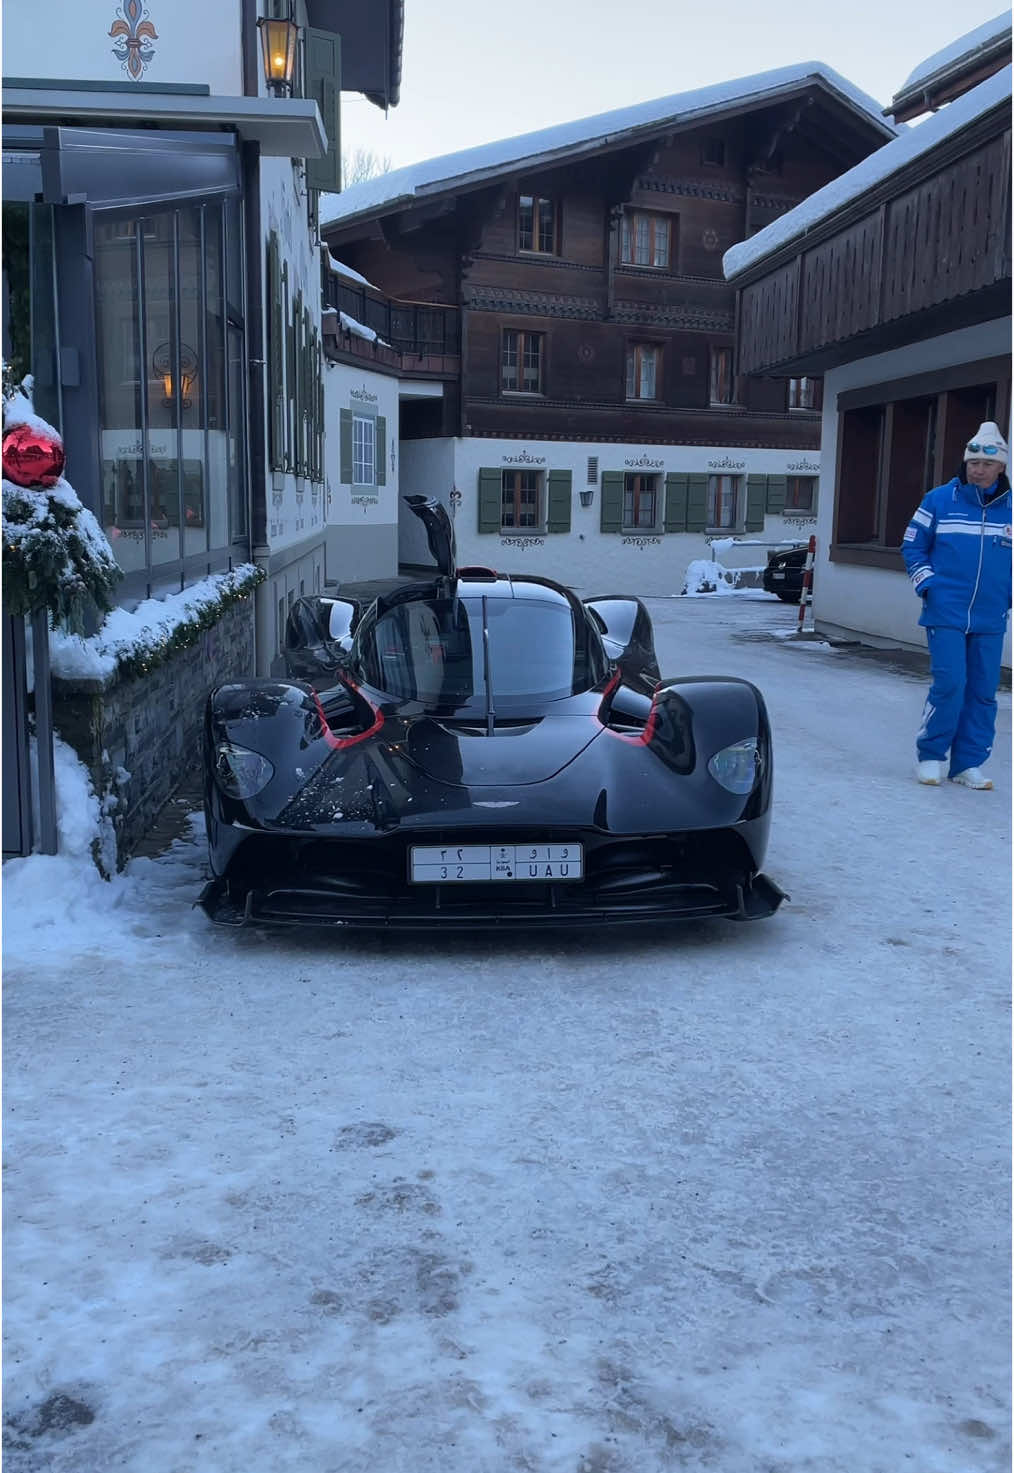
950;767;993;790
916;760;944;785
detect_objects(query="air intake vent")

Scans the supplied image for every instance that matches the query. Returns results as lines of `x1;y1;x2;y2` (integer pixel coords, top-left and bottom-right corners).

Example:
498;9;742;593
587;456;599;485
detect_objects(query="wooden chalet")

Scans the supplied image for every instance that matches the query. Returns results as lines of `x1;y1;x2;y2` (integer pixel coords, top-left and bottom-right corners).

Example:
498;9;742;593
723;20;1011;651
321;67;896;456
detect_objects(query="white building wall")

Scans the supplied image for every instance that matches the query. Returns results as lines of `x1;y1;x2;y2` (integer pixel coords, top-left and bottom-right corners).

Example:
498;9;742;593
399;439;457;566
398;434;819;595
2;0;243;94
322;363;401;584
815;316;1012;663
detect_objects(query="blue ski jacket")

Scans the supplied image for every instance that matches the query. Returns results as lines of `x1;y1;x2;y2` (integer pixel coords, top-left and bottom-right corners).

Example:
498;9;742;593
902;477;1012;633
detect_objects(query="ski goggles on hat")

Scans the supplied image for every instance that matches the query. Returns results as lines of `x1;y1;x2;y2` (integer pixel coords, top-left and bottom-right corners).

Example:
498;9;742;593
966;442;1002;455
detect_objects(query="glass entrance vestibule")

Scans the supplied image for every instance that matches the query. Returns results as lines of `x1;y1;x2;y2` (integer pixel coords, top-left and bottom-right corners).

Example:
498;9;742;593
2;126;251;603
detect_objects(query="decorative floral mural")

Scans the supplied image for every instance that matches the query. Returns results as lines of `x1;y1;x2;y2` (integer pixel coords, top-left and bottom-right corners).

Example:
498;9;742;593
109;1;158;80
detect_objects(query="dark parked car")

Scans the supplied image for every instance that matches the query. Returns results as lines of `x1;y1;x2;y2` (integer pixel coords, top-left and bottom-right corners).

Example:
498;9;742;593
198;497;786;931
762;542;810;602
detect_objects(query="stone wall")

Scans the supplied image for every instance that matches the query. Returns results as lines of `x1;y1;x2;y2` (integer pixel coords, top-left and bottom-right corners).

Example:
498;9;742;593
52;595;256;869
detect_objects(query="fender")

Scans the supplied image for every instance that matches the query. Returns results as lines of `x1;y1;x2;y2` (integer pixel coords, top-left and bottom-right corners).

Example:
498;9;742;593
648;677;772;815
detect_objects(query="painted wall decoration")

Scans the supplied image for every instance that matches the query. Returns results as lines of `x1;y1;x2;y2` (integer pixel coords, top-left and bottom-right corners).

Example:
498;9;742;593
109;1;158;79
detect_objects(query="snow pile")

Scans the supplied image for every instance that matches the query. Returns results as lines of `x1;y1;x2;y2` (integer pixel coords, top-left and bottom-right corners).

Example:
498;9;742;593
322;246;378;290
6;731;118;906
48;564;263;683
338;311;389;346
682;557;737;595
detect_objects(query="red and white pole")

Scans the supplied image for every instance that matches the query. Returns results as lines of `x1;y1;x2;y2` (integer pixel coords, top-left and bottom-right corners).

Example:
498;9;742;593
796;535;816;633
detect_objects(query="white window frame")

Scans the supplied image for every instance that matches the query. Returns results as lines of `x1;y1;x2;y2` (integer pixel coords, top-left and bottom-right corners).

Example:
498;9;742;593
352;414;376;486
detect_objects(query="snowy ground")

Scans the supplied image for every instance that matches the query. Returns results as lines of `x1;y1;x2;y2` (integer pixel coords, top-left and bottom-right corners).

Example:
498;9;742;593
3;593;1011;1473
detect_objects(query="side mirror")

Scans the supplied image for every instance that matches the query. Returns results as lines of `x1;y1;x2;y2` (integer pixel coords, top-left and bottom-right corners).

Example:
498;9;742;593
284;596;360;681
584;595;661;685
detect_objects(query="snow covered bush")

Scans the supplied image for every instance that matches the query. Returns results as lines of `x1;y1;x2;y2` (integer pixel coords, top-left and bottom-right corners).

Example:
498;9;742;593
682;558;738;595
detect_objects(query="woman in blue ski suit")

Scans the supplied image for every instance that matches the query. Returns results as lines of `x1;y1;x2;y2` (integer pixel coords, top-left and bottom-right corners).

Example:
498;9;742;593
902;420;1012;789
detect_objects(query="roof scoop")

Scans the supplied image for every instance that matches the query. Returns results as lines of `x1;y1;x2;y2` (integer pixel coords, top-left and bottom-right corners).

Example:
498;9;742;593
404;495;456;579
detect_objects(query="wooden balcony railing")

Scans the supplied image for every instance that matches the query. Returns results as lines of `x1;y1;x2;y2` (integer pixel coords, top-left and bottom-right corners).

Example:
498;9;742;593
324;277;460;360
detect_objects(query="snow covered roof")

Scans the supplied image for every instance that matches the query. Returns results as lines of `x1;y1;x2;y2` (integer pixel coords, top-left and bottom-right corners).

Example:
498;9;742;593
321;62;897;231
322;246;378;292
723;66;1011;281
898;10;1011;93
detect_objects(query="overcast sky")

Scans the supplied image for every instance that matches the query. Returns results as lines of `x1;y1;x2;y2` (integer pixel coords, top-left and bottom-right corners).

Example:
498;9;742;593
341;0;1008;170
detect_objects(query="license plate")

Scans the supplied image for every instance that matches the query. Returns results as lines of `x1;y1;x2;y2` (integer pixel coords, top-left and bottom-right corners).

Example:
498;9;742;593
410;843;583;883
771;571;786;579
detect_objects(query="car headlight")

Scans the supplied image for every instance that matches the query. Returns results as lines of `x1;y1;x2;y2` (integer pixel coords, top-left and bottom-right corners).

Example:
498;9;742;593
707;737;760;794
214;742;274;799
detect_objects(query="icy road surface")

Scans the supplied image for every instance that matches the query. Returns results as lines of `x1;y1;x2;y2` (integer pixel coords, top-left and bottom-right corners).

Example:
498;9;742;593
3;593;1010;1472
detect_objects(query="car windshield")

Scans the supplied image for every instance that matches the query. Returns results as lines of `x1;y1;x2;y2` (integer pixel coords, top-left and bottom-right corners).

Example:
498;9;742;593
353;595;606;711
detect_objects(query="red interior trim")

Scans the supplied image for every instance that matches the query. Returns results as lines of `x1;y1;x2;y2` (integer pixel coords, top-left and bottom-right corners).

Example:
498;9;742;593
312;681;384;750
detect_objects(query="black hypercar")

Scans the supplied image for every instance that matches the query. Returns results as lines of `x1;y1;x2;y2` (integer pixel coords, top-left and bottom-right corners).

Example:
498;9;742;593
762;543;809;602
198;497;786;930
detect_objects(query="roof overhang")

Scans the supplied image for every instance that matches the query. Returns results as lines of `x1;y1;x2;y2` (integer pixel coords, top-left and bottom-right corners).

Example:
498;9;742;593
725;82;1009;287
322;71;896;236
306;0;403;109
1;86;326;158
887;30;1012;121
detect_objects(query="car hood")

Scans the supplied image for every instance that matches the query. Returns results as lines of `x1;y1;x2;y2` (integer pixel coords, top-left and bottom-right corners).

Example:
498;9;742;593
401;714;602;787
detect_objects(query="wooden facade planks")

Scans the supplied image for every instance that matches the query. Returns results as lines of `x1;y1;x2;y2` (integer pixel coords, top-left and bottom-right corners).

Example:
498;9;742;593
735;119;1012;376
737;258;799;372
323;85;894;446
799;212;883;348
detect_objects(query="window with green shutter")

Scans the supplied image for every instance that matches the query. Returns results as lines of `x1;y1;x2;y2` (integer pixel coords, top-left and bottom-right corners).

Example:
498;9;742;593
664;473;688;532
376;417;386;486
764;475;787;515
339;409;353;483
266;232;324;483
599;471;624;533
304;29;342;194
292;291;304;474
268;232;285;471
744;476;766;532
478;468;501;533
546;469;572;532
283;262;294;469
687;474;708;532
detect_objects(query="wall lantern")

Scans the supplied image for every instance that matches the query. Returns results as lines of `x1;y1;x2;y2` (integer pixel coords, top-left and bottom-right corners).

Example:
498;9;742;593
258;10;300;95
152;342;198;409
579;489;595;508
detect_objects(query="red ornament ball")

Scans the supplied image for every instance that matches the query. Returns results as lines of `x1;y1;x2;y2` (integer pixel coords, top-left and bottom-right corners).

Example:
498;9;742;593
2;424;66;489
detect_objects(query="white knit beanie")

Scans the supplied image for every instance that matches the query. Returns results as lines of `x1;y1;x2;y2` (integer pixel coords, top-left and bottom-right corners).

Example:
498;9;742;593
963;421;1009;464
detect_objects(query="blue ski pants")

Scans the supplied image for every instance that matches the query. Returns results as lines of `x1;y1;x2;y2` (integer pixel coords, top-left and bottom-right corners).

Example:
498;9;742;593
917;626;1006;775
